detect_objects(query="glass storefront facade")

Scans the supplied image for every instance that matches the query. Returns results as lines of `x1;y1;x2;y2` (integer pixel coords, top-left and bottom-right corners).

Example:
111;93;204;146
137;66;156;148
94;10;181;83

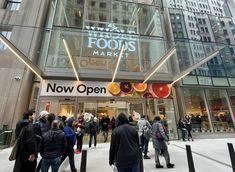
33;0;235;139
40;0;174;82
182;87;235;132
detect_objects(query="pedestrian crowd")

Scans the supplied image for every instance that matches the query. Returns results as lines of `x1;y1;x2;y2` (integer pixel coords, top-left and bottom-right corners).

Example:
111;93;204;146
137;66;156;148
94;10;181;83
11;110;110;172
177;115;194;142
11;110;180;172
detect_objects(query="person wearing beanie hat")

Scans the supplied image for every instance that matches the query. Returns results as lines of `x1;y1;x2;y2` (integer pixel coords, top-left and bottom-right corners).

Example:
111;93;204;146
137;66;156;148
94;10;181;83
61;117;77;172
39;110;49;119
35;111;50;172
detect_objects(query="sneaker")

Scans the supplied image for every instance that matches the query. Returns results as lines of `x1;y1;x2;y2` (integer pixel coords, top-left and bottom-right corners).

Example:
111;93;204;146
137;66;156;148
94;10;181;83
167;163;175;168
74;150;81;154
143;155;151;159
155;164;164;168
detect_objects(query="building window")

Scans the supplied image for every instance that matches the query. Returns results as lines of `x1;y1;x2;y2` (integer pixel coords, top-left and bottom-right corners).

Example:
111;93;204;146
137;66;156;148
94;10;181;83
100;2;106;8
5;0;21;10
0;31;12;50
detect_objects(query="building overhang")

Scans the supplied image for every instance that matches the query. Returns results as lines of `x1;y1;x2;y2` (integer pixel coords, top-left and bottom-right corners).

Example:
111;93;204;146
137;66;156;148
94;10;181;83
0;33;44;80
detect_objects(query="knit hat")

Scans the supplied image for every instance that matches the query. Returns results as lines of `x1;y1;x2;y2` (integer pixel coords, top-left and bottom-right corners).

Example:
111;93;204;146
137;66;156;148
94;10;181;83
93;117;98;122
39;110;49;118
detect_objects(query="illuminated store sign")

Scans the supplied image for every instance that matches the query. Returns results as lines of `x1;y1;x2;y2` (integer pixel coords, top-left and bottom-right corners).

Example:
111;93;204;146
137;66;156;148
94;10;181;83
41;80;171;98
85;23;137;58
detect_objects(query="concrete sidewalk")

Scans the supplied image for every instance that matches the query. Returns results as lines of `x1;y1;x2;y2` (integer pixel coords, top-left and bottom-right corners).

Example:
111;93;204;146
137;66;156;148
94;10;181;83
1;138;235;172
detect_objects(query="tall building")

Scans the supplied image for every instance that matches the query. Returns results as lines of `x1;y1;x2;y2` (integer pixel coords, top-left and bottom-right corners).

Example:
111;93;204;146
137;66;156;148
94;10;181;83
0;0;235;139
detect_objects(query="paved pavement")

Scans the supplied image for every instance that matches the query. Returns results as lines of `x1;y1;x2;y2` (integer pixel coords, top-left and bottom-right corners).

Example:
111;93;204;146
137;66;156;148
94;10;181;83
1;138;235;172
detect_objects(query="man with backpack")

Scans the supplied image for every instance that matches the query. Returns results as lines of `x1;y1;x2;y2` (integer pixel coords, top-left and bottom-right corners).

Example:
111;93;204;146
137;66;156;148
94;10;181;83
137;115;151;159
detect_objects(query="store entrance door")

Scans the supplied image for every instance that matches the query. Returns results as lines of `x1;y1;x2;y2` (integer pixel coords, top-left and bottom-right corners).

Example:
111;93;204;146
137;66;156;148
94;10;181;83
77;100;129;119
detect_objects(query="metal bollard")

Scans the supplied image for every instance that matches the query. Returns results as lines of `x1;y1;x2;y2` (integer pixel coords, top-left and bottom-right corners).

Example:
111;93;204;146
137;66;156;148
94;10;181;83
186;145;195;172
227;143;235;172
139;149;144;172
80;150;87;172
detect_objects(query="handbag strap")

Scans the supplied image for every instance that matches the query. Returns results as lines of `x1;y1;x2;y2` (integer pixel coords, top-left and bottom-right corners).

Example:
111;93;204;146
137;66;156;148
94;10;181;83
18;126;26;139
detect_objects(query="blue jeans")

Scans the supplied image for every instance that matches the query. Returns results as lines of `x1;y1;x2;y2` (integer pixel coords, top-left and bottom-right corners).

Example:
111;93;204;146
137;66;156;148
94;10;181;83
89;133;97;147
41;157;61;172
117;164;139;172
140;135;149;156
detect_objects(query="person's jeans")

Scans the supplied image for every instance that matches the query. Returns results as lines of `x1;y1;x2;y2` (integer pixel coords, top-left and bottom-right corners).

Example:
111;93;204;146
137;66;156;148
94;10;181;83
41;157;61;172
61;145;77;172
76;133;84;151
117;163;139;172
140;135;149;156
89;133;97;147
102;131;108;142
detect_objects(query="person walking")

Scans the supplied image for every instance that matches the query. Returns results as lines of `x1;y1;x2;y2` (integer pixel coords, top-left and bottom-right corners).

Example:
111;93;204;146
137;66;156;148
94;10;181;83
152;116;174;169
40;120;67;172
13;111;38;172
177;118;187;141
109;112;141;172
137;115;151;159
89;117;99;148
61;117;77;172
75;116;85;154
185;115;194;141
111;117;116;130
35;110;50;172
101;114;110;142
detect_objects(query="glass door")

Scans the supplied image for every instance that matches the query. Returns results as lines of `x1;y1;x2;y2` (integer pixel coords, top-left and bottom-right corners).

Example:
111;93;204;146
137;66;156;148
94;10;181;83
147;98;177;139
59;100;75;118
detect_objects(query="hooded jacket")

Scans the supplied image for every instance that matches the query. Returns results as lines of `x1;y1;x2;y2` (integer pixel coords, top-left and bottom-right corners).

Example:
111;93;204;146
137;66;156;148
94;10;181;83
109;113;141;167
64;117;76;146
40;128;66;159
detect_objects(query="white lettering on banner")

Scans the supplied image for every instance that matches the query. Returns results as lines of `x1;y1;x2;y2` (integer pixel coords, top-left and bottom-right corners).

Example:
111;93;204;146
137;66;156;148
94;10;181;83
41;80;112;97
86;23;137;59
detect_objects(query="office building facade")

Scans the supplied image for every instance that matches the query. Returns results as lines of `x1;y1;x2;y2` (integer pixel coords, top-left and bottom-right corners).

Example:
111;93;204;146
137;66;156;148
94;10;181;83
0;0;235;139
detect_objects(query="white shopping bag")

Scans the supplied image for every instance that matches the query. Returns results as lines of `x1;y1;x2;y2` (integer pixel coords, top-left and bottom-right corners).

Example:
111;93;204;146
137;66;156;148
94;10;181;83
111;164;118;172
58;157;70;172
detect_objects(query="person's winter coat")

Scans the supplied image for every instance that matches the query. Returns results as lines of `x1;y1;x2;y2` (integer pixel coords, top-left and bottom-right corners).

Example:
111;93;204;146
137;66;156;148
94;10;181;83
152;120;169;151
13;119;37;172
109;113;140;167
40;128;67;159
64;118;76;146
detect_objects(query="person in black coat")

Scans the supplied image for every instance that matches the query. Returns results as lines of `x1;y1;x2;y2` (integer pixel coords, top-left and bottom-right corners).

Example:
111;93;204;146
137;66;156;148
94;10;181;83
185;115;194;141
13;111;38;172
40;120;67;172
101;115;110;142
109;112;141;172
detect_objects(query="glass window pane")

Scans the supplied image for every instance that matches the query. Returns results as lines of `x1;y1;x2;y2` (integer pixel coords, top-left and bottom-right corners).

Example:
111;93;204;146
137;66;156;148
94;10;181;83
228;78;235;86
182;76;198;85
226;90;235;128
6;1;21;11
212;77;229;86
183;88;210;132
205;89;232;131
198;76;212;85
0;31;12;50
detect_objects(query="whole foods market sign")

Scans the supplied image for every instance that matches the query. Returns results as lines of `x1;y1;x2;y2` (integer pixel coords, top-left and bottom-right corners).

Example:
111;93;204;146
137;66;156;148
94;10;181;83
85;23;137;59
40;80;171;98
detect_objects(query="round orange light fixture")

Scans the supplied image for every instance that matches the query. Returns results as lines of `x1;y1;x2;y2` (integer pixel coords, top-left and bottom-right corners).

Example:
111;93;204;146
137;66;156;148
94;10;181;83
132;83;147;92
151;83;171;98
107;82;121;96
